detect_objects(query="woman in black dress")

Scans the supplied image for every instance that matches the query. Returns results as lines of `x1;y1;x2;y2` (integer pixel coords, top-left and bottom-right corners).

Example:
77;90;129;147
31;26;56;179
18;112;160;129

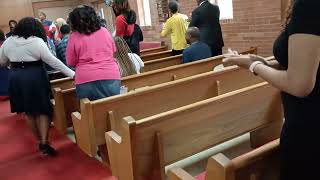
224;0;320;179
0;18;75;156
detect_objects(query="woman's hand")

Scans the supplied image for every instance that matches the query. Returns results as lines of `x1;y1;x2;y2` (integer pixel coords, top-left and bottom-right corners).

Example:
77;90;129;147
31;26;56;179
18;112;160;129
223;49;268;69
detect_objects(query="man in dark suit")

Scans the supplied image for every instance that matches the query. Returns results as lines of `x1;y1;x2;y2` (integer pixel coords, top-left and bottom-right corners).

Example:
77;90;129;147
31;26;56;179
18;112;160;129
189;0;224;56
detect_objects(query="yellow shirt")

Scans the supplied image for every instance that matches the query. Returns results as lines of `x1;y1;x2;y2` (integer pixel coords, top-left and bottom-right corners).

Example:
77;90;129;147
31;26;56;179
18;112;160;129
161;13;188;51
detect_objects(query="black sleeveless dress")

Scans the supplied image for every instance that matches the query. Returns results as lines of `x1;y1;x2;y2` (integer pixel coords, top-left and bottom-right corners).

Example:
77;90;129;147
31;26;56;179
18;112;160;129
273;0;320;179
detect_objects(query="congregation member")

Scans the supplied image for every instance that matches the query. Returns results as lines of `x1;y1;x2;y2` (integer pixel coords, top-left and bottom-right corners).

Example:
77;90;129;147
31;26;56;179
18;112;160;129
67;5;121;101
223;0;320;179
112;0;142;55
183;27;211;63
161;0;187;56
0;17;75;156
54;18;67;42
114;37;144;76
6;20;17;38
56;24;71;65
189;0;224;56
39;11;56;41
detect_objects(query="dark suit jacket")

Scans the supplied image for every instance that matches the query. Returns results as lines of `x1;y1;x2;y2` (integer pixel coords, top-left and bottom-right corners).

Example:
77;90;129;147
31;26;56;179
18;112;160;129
189;1;224;49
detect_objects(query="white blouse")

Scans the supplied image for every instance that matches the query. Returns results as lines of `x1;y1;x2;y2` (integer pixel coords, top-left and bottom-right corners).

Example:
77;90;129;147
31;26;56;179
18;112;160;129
0;36;74;78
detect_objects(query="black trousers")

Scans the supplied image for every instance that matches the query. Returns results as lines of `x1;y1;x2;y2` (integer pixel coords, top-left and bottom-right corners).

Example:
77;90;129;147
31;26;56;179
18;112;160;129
210;46;223;57
172;49;184;56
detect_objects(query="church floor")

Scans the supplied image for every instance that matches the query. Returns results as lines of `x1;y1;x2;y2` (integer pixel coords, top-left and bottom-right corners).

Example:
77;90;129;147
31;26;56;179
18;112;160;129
0;100;114;180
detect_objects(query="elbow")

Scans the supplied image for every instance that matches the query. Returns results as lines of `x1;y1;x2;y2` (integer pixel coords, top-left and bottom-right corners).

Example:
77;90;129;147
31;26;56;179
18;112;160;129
291;82;315;98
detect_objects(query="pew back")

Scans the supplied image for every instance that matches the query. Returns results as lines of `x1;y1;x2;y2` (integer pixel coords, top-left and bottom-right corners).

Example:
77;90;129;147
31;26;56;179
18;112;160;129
50;47;257;91
142;55;182;72
140;46;168;56
141;50;172;62
106;83;282;180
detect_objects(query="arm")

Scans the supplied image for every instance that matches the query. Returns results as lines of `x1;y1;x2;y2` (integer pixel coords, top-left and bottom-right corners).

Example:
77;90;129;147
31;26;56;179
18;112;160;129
161;20;172;37
254;34;320;97
39;39;75;78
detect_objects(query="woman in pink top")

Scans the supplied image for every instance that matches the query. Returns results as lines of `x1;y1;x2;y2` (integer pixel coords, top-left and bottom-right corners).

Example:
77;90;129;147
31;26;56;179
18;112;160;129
67;5;121;100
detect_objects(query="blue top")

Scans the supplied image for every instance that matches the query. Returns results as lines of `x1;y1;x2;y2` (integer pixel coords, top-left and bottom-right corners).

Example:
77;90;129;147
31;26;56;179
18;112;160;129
182;42;212;64
56;35;69;65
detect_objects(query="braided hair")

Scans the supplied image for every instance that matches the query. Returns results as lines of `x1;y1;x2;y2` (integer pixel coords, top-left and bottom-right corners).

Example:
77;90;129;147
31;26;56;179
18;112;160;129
282;0;295;29
114;36;137;77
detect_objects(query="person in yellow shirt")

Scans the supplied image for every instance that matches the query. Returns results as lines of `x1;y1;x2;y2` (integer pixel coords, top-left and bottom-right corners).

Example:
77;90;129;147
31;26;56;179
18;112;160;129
161;1;188;56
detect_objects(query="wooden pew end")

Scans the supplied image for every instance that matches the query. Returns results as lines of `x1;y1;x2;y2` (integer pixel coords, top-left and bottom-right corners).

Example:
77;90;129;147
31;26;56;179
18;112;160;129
205;153;234;180
168;168;196;180
71;112;81;143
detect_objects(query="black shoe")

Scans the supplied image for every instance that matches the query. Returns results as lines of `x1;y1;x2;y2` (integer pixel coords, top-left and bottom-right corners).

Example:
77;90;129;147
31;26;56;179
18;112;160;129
39;144;58;157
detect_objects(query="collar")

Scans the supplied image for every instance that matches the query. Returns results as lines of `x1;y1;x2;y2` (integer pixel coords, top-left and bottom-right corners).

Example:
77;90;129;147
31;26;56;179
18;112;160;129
199;0;208;7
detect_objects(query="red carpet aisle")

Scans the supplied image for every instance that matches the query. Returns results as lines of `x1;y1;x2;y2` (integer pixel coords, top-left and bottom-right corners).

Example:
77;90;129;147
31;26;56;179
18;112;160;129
0;100;115;180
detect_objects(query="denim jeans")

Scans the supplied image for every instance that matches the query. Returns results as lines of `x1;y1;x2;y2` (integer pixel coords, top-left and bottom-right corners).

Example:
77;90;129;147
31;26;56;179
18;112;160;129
76;80;121;101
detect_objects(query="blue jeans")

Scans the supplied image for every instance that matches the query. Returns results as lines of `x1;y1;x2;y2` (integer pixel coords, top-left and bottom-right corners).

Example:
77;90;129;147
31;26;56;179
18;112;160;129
76;80;121;101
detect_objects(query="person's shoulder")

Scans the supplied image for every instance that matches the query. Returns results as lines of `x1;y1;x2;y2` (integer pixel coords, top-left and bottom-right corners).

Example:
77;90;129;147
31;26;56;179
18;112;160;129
116;15;126;22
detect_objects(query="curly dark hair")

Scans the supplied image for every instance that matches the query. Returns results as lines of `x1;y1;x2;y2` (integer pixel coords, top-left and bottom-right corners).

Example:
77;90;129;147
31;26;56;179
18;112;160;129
12;17;47;42
69;5;101;35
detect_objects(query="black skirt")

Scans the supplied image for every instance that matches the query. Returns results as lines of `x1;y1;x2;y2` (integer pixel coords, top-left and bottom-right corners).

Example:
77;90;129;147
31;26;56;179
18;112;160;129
8;61;53;117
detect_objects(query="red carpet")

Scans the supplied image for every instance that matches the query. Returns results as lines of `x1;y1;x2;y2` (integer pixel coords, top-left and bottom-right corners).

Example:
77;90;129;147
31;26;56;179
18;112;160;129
0;100;115;180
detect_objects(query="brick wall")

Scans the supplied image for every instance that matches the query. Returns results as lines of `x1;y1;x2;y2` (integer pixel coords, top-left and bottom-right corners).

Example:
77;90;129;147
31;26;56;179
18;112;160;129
131;0;283;56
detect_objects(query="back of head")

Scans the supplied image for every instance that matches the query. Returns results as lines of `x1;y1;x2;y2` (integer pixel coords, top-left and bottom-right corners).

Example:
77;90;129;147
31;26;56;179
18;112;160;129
113;0;130;15
168;1;179;14
60;24;71;35
114;36;137;77
188;27;201;40
68;5;101;35
100;18;107;28
55;18;67;28
13;17;47;42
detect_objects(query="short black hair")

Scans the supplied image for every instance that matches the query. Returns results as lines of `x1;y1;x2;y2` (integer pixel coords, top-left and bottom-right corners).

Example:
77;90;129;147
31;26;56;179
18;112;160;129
8;20;17;26
12;17;47;42
188;27;201;40
69;5;101;35
168;1;179;14
100;18;107;28
0;29;5;42
60;24;71;35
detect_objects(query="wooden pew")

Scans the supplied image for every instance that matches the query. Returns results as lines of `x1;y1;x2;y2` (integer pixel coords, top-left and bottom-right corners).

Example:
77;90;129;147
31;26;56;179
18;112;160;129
105;83;283;180
51;77;75;90
50;47;257;91
168;139;280;180
72;66;264;159
52;48;257;134
142;55;182;72
140;46;168;56
141;50;172;62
